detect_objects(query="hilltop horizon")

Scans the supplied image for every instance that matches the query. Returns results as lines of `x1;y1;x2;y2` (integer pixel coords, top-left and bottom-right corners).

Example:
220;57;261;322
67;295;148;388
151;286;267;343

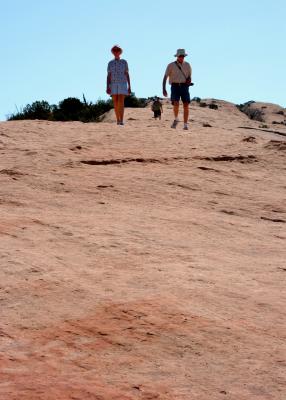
3;96;286;131
3;95;286;122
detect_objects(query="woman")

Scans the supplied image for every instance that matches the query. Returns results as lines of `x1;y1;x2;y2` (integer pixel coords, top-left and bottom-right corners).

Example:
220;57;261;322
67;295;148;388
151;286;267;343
106;45;131;125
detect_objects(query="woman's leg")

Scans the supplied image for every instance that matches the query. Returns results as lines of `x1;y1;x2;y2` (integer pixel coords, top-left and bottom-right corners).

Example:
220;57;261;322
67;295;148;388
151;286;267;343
118;95;125;123
112;95;120;123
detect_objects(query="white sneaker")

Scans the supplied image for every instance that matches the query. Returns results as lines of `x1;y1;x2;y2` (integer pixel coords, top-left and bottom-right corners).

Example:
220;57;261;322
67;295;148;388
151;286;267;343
183;123;189;130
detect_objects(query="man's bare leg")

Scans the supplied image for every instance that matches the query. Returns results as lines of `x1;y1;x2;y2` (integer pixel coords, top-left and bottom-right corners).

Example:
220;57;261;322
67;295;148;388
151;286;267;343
173;101;179;119
183;102;189;130
171;101;180;128
183;102;189;123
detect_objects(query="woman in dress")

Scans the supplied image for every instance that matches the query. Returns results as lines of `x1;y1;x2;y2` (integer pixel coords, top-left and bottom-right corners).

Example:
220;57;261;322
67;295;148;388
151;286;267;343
106;45;131;125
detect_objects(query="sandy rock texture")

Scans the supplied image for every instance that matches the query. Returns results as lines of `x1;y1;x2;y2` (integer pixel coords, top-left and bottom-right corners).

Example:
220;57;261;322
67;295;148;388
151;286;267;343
0;100;285;399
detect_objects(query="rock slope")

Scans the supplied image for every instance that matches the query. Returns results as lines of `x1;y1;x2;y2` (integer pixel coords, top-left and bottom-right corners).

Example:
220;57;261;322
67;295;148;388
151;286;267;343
0;100;285;399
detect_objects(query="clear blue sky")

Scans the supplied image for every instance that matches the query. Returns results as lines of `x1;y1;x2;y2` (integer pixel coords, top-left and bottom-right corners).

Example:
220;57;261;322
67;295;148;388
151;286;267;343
1;0;285;120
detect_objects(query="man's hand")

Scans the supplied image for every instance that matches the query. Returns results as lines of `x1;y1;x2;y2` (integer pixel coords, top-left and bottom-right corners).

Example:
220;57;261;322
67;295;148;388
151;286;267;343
163;88;168;97
106;87;111;95
128;87;131;95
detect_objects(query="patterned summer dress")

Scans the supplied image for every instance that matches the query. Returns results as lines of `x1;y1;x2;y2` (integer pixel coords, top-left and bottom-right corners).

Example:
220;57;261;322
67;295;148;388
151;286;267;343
107;59;129;95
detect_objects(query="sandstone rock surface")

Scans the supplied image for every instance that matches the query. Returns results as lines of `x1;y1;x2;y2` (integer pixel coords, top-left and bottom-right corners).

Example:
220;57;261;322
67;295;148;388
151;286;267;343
0;100;285;399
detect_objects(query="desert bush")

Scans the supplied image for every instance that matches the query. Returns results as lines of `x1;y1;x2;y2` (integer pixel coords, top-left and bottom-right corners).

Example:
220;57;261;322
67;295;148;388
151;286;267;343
124;93;147;108
272;120;286;126
192;97;201;103
236;101;255;112
9;100;53;120
58;97;84;120
276;110;284;115
245;108;264;122
198;102;218;110
209;103;218;110
79;99;114;122
236;101;264;122
52;97;115;122
8;94;146;122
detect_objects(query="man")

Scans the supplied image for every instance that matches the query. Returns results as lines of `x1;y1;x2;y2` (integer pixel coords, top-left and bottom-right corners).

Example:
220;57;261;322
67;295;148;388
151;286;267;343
151;96;163;120
162;49;192;130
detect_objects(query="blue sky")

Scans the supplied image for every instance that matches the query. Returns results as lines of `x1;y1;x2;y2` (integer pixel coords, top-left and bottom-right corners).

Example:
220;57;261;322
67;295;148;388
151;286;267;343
1;0;285;120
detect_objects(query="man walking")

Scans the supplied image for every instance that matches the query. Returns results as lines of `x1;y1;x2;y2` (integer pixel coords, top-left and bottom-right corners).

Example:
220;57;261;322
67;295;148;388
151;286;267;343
162;49;192;130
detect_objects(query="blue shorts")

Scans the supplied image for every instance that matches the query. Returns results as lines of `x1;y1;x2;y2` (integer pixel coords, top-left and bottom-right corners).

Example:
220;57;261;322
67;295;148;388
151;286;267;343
171;83;190;104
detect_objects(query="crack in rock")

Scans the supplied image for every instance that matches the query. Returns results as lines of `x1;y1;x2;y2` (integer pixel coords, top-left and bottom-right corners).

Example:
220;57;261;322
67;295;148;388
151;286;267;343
264;140;286;151
261;216;285;223
242;136;257;143
167;182;200;191
81;156;191;166
0;169;24;176
238;126;286;137
220;209;237;215
194;155;257;163
197;166;220;172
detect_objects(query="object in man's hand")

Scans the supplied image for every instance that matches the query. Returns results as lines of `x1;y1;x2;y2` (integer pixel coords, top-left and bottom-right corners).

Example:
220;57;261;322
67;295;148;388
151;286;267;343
185;77;192;86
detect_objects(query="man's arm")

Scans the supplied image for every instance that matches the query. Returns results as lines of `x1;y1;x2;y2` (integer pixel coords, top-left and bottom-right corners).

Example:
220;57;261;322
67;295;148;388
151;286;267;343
188;64;192;82
163;64;170;97
162;75;168;97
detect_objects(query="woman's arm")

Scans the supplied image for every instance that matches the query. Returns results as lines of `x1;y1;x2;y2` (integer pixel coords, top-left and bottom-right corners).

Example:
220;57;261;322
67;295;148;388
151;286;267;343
106;72;112;95
125;71;131;95
124;61;131;95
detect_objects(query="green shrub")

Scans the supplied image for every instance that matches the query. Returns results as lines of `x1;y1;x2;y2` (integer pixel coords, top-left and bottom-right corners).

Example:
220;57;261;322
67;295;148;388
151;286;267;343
245;108;264;122
236;101;264;122
124;93;147;108
272;120;286;125
236;101;255;112
9;100;53;120
79;99;114;122
209;103;218;110
8;94;147;122
57;97;84;120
